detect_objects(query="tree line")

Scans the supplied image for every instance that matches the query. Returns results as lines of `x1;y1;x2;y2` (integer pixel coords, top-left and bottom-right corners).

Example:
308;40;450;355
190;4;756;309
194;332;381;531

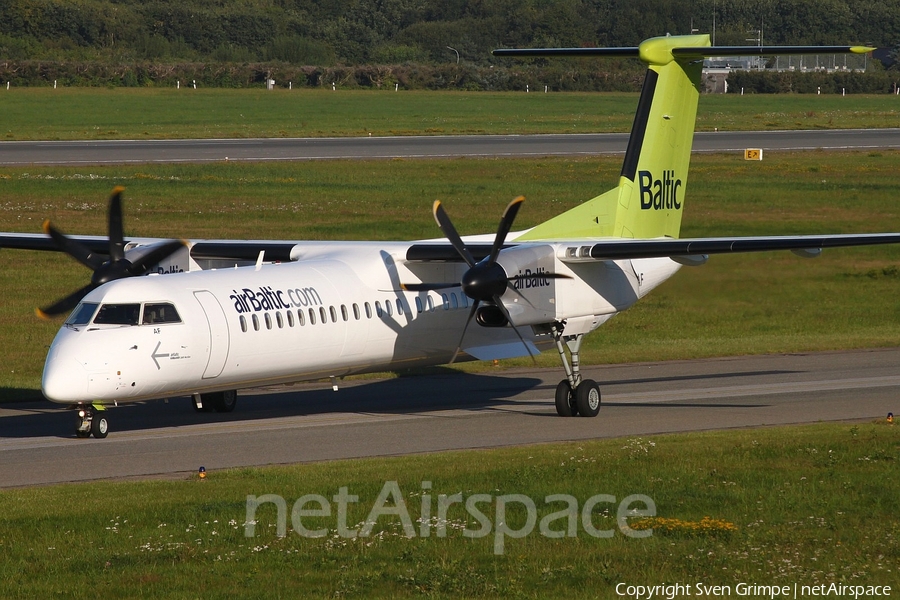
0;0;896;89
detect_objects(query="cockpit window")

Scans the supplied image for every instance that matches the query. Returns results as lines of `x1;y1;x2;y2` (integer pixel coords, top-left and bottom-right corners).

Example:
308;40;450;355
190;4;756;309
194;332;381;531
66;302;99;326
142;303;181;325
93;303;141;325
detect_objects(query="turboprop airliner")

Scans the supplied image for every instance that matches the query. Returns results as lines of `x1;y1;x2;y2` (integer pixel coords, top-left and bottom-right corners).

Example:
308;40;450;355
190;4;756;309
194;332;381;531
1;34;895;438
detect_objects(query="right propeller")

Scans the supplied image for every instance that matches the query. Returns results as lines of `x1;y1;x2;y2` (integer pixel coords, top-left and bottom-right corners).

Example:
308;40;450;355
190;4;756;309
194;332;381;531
404;196;568;362
37;186;185;319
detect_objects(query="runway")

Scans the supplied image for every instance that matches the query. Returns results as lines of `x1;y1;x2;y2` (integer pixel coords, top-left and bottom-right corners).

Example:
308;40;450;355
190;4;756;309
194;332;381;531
1;348;897;488
0;129;898;166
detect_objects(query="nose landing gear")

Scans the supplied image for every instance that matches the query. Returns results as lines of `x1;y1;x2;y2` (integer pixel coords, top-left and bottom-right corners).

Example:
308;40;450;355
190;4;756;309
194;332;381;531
75;405;109;439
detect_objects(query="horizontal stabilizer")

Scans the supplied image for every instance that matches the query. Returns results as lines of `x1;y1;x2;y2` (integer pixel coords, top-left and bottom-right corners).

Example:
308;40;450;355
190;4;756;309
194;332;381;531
493;47;640;58
673;45;876;57
494;45;874;59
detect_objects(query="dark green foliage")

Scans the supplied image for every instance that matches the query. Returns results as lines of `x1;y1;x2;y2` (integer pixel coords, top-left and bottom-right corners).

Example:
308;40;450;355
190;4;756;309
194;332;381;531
0;0;898;87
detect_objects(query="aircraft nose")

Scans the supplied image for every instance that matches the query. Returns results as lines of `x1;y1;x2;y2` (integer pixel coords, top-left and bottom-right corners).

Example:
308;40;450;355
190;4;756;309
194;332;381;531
41;341;90;403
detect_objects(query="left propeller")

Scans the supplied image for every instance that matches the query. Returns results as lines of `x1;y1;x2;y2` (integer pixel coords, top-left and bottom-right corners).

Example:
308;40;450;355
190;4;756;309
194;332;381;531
37;186;186;319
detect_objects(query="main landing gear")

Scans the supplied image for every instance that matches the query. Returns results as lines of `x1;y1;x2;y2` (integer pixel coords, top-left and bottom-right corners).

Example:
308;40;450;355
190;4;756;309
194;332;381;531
192;390;238;413
75;405;109;439
552;327;601;418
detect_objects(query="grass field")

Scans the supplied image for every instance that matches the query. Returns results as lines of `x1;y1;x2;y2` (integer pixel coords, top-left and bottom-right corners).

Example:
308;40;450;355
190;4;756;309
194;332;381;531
1;149;900;399
0;422;897;598
0;88;898;140
1;91;899;597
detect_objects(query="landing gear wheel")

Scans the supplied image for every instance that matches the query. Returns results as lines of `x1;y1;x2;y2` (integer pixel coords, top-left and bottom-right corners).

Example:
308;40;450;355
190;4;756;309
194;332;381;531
213;390;237;413
555;380;578;417
90;413;109;438
575;379;601;418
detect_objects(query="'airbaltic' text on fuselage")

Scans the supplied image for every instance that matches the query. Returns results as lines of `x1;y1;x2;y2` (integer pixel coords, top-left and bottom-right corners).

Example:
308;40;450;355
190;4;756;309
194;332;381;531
513;268;552;290
639;170;682;210
230;286;322;314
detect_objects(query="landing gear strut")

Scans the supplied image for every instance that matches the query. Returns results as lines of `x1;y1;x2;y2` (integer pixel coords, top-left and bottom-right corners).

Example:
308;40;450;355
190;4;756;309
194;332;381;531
75;405;109;438
552;326;601;418
192;390;238;413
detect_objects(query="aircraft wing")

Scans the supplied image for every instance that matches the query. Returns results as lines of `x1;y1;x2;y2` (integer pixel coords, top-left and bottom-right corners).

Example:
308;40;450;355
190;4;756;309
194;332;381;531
0;232;112;253
559;233;900;262
0;233;301;262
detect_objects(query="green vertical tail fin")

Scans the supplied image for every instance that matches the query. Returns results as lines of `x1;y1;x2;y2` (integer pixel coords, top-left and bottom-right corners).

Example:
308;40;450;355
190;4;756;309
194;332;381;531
504;37;874;242
515;34;708;242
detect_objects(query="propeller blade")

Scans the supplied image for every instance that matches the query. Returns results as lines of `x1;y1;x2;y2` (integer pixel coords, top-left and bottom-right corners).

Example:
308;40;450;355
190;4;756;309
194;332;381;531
489;196;524;264
449;300;480;364
37;283;98;319
433;200;476;268
126;240;186;276
400;282;458;292
492;295;536;364
107;186;126;262
43;220;106;271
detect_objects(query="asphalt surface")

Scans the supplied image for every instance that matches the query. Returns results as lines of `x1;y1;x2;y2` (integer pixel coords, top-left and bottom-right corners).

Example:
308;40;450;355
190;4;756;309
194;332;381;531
0;129;898;166
1;129;898;488
1;348;897;488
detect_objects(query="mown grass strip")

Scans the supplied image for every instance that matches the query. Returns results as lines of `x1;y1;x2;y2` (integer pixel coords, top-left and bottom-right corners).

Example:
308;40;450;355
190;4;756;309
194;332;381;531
1;88;898;140
0;422;897;598
1;150;899;398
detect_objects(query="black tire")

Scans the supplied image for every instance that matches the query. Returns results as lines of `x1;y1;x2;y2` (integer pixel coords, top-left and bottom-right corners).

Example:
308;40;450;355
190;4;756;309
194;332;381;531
555;380;577;417
91;414;109;438
213;390;237;413
575;379;601;418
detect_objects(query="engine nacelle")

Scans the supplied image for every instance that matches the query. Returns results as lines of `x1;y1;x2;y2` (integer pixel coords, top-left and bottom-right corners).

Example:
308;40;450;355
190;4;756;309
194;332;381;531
494;243;560;325
125;241;194;274
475;305;508;327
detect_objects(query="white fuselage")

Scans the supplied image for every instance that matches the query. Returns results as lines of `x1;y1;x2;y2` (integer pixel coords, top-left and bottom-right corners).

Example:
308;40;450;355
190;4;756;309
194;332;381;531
41;240;681;405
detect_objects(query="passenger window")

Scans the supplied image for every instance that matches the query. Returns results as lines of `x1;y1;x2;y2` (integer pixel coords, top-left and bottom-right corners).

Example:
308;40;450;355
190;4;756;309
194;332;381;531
287;311;294;327
415;297;423;313
276;312;284;328
330;306;338;322
240;315;247;333
385;301;393;317
66;302;99;326
94;303;141;325
264;313;272;329
375;301;382;317
353;303;360;320
308;308;316;325
442;294;449;310
451;293;458;309
252;314;260;331
142;302;181;325
341;305;349;322
427;296;434;312
365;302;372;318
320;307;328;323
461;293;468;308
298;309;305;326
396;299;404;315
